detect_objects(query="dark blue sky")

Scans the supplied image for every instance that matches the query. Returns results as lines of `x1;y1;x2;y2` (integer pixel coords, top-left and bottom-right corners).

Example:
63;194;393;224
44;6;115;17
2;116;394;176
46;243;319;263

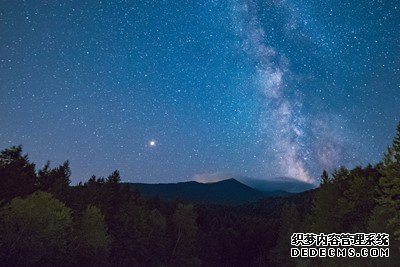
1;0;399;184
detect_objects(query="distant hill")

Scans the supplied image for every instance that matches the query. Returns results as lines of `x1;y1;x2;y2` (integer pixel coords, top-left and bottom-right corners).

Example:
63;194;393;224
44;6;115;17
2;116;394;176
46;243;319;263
237;177;316;193
124;178;290;205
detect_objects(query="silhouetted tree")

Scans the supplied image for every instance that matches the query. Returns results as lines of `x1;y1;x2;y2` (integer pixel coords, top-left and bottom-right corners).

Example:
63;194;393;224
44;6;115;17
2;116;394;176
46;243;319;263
320;169;330;184
309;169;347;233
367;123;400;264
375;122;400;241
103;170;122;225
36;161;71;201
336;166;380;231
107;170;121;184
0;146;36;202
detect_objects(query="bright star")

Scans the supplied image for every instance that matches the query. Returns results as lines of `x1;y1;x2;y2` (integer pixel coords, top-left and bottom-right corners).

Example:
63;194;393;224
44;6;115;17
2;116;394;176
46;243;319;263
149;140;156;147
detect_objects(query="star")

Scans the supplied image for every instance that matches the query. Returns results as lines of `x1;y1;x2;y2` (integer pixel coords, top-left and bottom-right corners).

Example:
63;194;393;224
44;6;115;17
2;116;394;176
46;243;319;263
149;140;157;147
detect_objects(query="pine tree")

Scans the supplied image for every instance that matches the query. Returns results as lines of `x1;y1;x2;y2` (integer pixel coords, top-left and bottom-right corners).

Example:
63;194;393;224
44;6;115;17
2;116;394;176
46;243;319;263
36;161;71;201
366;123;400;264
320;170;330;184
106;170;120;184
376;122;400;241
310;170;343;233
337;166;380;232
0;146;36;202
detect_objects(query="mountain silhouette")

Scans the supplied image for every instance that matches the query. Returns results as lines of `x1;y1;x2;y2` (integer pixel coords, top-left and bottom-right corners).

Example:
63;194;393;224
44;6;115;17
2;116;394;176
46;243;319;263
237;176;316;193
124;178;290;205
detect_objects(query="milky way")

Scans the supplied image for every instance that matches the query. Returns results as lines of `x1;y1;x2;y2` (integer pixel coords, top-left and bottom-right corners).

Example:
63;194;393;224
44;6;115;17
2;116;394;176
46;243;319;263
231;0;352;183
233;0;313;183
0;0;399;184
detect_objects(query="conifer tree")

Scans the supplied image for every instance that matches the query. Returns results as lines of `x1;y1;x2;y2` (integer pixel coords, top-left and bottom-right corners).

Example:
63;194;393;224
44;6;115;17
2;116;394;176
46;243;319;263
310;170;342;232
320;169;330;184
0;146;36;202
376;122;400;240
36;161;71;201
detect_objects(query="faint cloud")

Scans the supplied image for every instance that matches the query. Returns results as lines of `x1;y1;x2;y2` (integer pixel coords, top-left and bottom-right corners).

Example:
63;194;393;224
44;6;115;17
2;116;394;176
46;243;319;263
192;172;233;183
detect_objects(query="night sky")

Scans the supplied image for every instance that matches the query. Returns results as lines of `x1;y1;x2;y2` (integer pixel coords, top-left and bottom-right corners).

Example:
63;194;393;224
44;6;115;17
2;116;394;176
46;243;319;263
1;0;399;184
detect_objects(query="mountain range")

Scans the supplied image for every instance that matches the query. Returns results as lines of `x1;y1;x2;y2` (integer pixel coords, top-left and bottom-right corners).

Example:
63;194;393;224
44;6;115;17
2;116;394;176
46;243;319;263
124;177;315;205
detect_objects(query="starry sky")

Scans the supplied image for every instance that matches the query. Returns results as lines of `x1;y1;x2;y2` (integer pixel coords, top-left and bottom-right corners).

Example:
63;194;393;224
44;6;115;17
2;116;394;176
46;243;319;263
1;0;399;184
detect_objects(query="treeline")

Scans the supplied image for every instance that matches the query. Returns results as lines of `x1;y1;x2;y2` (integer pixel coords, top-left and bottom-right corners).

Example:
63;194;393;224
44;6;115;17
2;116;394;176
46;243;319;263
270;124;400;266
0;123;399;266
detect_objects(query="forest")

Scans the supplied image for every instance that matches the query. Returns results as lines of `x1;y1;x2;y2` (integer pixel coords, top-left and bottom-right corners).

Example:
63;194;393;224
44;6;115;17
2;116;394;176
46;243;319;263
0;123;399;266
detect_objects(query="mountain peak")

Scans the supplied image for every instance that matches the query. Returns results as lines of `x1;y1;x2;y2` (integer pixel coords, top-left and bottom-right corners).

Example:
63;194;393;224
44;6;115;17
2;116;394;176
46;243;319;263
216;178;246;185
209;177;236;183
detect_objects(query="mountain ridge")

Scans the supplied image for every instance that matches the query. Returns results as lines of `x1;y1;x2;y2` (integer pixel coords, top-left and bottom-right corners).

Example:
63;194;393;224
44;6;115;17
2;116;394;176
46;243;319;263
123;178;293;205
